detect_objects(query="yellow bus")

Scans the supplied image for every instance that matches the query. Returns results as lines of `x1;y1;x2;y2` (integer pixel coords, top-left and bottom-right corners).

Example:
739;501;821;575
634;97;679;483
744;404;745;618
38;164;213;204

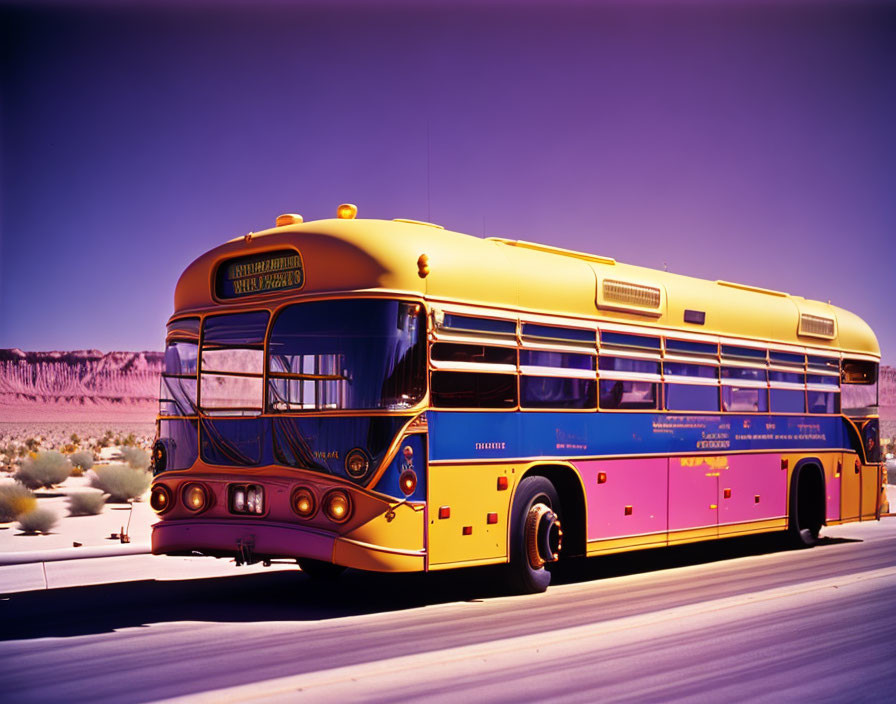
150;204;883;592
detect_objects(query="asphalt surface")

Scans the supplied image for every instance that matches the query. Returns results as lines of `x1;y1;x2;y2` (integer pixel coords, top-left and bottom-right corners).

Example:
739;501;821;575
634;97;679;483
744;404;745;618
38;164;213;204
2;518;895;703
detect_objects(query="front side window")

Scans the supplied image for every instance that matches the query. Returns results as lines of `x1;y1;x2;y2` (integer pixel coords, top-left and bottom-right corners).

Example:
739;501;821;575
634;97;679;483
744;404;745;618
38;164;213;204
268;299;426;411
160;318;200;417
199;311;269;416
841;360;878;416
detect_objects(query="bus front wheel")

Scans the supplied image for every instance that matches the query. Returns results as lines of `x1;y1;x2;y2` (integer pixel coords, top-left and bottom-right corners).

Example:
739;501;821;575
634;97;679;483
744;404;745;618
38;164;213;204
507;476;563;594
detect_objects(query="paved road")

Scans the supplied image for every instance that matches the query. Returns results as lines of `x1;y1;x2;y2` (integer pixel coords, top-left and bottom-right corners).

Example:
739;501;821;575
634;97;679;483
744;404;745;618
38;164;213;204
2;519;895;702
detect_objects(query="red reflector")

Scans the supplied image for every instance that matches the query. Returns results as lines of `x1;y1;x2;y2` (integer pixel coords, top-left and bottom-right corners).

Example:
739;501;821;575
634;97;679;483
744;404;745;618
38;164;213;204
462;526;472;535
624;505;633;516
487;512;498;524
755;494;761;503
497;476;508;490
597;472;607;484
723;488;731;499
438;506;450;519
781;459;789;470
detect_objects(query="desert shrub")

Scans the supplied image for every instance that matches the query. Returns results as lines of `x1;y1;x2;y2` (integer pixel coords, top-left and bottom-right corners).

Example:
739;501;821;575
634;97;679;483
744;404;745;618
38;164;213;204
90;464;151;502
14;451;72;489
16;507;58;534
0;481;37;522
119;446;150;470
69;451;95;472
67;491;108;516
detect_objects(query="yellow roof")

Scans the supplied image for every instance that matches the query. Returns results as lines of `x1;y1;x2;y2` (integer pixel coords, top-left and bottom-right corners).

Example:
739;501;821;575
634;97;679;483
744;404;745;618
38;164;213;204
173;217;879;358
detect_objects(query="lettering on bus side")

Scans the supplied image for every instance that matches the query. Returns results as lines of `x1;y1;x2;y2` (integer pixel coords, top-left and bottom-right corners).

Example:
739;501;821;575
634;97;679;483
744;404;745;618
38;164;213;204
475;442;506;450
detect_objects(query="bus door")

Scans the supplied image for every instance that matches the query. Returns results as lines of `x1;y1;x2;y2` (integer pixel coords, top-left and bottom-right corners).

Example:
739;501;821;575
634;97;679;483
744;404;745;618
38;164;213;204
668;457;720;542
840;452;861;522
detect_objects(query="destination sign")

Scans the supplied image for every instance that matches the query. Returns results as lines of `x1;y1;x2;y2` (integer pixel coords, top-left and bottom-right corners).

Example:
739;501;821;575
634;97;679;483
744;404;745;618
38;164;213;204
216;249;304;298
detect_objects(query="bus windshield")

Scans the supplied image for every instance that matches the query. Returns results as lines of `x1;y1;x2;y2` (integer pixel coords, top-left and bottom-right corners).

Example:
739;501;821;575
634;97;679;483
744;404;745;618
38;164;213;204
267;299;426;411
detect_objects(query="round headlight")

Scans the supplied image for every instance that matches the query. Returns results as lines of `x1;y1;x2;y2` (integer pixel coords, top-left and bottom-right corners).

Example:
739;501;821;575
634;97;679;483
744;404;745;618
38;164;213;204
150;484;173;514
182;483;209;512
292;487;317;518
345;449;370;480
399;468;418;496
324;490;352;523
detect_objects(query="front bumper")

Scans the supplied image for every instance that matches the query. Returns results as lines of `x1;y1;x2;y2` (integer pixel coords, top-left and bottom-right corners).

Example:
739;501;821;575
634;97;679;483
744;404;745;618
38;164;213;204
152;518;335;562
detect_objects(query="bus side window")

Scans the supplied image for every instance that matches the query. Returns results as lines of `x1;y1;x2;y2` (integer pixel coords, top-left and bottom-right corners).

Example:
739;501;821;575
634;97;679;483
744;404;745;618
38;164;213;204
431;371;517;409
521;377;596;409
598;380;659;410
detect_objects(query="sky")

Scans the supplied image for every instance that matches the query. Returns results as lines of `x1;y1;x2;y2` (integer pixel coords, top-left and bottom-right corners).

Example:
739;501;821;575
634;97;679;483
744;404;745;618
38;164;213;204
1;0;894;363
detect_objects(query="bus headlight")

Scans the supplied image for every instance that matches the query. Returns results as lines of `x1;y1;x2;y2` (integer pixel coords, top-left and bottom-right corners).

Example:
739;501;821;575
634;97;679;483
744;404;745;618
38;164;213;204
150;484;173;514
292;487;317;518
323;490;352;523
182;483;209;512
345;449;370;480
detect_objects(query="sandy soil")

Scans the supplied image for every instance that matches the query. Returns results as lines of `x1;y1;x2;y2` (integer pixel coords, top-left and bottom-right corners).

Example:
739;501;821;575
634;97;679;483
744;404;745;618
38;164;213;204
0;475;154;552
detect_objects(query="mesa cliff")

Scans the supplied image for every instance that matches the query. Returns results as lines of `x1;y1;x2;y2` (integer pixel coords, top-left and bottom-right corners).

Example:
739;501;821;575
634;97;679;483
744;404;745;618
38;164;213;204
0;349;163;421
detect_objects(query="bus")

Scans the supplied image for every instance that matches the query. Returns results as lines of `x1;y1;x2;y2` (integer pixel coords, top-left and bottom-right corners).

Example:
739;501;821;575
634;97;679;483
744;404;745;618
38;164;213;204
149;204;883;593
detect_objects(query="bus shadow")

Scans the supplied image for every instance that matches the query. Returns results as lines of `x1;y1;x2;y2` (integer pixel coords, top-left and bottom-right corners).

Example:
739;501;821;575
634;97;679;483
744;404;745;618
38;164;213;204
1;532;860;641
549;532;860;585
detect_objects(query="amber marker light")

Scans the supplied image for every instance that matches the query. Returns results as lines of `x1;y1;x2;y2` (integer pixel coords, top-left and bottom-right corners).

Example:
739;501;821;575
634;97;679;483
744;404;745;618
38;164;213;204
150;484;173;514
337;203;358;219
417;253;430;278
399;468;418;496
276;213;303;227
182;483;209;512
324;490;352;523
292;487;317;519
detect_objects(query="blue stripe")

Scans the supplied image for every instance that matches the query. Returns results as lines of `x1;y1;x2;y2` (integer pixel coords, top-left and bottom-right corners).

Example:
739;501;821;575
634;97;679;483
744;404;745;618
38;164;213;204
427;411;848;461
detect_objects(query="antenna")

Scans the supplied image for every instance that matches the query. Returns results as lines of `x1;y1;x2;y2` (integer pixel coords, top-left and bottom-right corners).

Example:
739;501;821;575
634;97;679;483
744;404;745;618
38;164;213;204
426;117;432;222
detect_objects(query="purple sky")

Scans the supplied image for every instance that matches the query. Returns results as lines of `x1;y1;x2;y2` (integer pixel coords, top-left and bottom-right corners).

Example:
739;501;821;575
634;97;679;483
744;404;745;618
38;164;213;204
1;0;894;363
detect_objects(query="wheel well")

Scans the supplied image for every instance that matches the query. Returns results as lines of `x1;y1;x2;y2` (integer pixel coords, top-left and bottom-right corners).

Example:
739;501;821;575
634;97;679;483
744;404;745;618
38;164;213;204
791;460;826;530
525;465;587;557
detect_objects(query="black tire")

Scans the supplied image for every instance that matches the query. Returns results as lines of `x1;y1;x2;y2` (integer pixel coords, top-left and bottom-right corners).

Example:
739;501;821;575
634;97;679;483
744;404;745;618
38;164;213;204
788;470;823;549
507;476;561;594
297;558;346;581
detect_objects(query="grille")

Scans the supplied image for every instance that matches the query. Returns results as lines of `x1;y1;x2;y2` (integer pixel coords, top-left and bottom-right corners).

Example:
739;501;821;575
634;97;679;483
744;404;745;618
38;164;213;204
799;314;835;339
602;280;662;310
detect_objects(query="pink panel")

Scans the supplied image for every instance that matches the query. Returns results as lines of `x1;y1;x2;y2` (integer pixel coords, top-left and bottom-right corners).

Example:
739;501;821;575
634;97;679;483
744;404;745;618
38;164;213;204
826;471;840;522
577;458;668;541
669;457;718;532
718;454;786;526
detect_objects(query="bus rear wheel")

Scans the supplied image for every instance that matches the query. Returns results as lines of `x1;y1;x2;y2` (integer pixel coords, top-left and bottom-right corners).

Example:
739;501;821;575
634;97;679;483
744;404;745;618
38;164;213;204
297;558;346;581
507;476;563;594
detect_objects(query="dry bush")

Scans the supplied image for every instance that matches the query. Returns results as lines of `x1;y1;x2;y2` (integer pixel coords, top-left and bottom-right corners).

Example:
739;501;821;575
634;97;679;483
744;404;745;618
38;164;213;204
68;450;95;474
119;447;150;470
14;451;72;489
17;507;58;534
90;464;151;502
67;491;108;516
0;481;37;522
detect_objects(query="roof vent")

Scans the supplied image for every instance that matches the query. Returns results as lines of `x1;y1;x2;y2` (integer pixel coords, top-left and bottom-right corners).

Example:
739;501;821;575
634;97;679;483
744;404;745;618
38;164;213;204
598;279;663;316
799;313;836;339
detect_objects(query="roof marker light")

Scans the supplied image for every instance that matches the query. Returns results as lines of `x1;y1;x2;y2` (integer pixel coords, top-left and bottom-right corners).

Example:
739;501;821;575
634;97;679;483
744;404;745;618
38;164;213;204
276;213;303;227
337;203;358;219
